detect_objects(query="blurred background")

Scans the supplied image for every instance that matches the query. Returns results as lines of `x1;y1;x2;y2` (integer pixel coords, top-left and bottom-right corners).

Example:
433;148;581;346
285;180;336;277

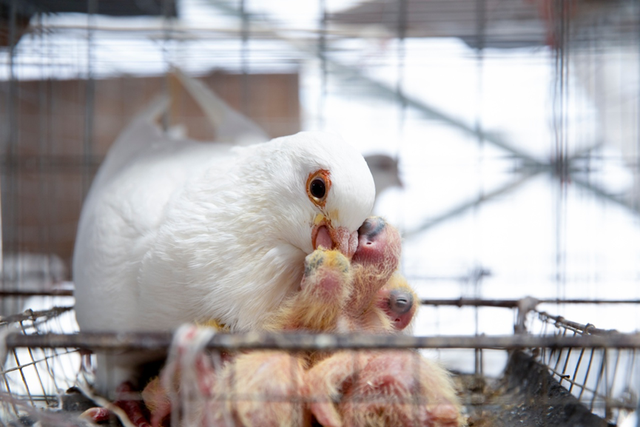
1;0;640;424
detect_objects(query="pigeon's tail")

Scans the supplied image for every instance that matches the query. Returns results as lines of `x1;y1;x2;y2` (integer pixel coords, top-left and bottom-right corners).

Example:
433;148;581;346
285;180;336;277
106;94;171;156
92;70;269;194
171;67;269;145
139;94;172;124
89;95;173;193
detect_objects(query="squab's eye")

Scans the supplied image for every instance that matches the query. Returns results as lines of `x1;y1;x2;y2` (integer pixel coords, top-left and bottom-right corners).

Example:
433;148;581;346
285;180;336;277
307;170;331;207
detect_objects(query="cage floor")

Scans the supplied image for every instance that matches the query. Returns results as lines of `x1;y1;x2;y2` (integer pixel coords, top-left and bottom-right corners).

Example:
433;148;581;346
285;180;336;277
460;350;611;427
2;348;616;426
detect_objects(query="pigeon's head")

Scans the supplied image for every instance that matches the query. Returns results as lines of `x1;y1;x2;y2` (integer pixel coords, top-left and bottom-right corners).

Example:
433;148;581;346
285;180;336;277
252;131;375;259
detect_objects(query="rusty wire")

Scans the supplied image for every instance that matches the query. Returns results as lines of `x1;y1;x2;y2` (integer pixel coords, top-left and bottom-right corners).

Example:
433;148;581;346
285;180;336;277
0;298;637;425
0;306;74;327
3;330;640;352
0;290;74;298
528;307;639;420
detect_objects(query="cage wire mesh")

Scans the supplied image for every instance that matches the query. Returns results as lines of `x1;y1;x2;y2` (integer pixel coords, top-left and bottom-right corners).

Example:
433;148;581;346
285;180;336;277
529;309;640;420
1;0;640;425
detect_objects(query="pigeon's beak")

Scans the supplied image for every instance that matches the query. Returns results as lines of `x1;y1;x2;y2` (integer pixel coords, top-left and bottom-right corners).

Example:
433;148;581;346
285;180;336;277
312;220;358;259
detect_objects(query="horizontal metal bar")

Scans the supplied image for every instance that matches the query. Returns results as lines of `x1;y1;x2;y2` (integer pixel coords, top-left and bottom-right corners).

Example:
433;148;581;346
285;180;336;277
421;298;524;307
537;311;617;335
0;306;73;326
5;332;640;351
421;298;640;307
0;290;73;298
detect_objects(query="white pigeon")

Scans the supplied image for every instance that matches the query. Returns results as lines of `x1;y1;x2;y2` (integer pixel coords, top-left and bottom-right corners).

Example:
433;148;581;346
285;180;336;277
73;91;375;395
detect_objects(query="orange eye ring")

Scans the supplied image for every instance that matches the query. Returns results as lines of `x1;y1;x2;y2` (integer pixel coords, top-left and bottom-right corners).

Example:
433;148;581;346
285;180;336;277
307;169;331;208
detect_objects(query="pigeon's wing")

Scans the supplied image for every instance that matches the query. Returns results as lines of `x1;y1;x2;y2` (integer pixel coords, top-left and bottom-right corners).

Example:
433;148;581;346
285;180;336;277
73;95;235;333
172;67;269;145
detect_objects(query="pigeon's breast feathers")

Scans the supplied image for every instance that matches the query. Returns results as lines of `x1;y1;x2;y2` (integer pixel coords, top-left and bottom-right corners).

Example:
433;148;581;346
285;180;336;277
150;131;376;330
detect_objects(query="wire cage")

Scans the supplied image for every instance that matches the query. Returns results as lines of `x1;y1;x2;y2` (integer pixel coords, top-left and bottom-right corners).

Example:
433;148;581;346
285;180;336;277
0;298;85;425
530;310;639;421
0;299;639;426
2;0;640;425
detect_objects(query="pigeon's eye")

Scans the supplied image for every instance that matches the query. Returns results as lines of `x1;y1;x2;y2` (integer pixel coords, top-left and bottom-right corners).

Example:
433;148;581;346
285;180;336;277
310;178;326;199
307;169;331;207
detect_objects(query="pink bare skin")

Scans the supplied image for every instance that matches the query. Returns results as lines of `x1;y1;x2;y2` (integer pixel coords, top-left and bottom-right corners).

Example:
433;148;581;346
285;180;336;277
294;218;462;426
376;274;418;331
266;217;414;335
114;382;153;427
205;352;309;427
305;351;464;427
79;382;152;427
141;217;456;427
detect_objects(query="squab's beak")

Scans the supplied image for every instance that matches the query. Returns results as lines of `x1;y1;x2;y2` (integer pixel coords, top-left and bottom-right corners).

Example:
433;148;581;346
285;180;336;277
312;222;358;259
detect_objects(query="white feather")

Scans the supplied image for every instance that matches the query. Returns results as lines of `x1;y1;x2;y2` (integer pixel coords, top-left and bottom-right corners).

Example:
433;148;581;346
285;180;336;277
72;92;375;393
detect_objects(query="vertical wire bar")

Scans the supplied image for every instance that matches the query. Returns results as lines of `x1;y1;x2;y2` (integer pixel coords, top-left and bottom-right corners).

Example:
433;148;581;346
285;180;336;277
552;327;569;375
239;0;250;117
12;349;34;407
36;12;49;271
569;347;586;393
2;0;20;317
559;344;573;386
82;0;97;199
229;350;238;427
395;0;407;129
54;312;82;390
395;0;408;245
349;351;362;413
473;0;486;257
161;0;173;132
577;347;595;400
557;326;576;384
607;349;622;421
41;347;62;399
540;314;549;366
411;350;422;425
627;349;637;398
590;349;607;412
18;321;47;404
636;0;640;211
290;352;300;417
552;0;569;303
41;314;71;394
317;0;327;129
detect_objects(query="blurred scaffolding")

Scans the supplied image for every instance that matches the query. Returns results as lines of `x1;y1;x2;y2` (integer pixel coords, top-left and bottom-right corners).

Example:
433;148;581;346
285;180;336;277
1;0;640;425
